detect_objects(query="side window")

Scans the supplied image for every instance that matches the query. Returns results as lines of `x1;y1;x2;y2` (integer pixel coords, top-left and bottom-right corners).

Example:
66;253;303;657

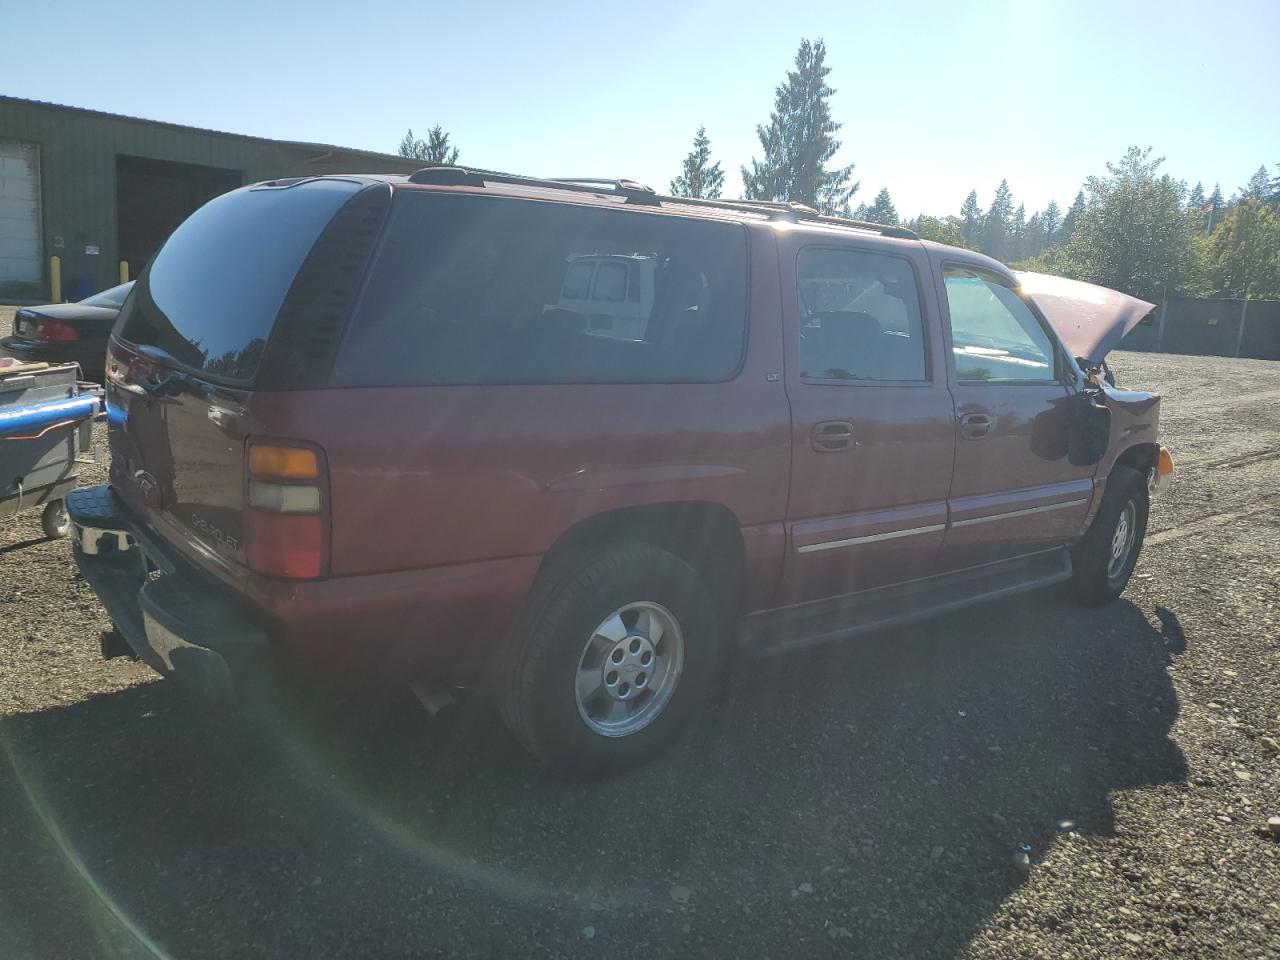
332;195;748;385
592;262;627;302
796;247;927;382
943;268;1056;382
562;262;593;300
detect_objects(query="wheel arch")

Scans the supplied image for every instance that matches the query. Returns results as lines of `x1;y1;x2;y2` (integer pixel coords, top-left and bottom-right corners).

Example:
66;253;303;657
536;501;747;619
1113;442;1159;479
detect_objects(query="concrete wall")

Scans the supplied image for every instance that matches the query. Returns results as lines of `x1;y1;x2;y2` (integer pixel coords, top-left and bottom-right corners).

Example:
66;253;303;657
1121;298;1280;361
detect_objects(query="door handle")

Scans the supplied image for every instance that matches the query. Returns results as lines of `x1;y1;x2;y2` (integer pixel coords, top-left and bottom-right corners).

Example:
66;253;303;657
960;412;992;440
812;420;855;452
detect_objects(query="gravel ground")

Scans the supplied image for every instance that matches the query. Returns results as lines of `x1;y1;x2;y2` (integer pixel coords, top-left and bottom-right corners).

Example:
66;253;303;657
1;350;1277;959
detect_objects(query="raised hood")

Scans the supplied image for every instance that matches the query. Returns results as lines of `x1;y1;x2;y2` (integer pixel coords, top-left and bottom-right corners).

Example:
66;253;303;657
1015;271;1156;363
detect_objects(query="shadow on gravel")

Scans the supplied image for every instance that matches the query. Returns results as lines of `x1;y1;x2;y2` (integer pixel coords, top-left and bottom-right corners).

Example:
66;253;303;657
0;592;1187;959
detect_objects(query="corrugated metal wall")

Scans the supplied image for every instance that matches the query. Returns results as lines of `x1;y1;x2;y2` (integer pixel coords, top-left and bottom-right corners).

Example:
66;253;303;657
0;98;419;301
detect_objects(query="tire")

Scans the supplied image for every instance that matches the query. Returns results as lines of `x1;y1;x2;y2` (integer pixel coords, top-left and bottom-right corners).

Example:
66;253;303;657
501;543;722;778
1069;465;1149;605
41;499;71;539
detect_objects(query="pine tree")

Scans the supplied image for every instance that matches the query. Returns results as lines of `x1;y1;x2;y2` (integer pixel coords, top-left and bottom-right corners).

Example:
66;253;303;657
1187;181;1205;211
979;180;1014;260
741;38;858;214
1010;203;1027;261
1244;165;1270;200
1024;212;1047;258
864;187;898;225
1207;183;1225;232
1060;190;1086;244
1041;200;1063;245
670;127;725;199
960;190;983;246
397;125;459;164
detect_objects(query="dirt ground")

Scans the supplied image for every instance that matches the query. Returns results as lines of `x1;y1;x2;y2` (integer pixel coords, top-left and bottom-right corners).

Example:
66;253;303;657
1;350;1277;959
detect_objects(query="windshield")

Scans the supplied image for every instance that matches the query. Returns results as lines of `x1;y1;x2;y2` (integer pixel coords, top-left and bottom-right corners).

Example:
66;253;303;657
113;180;359;381
79;281;133;309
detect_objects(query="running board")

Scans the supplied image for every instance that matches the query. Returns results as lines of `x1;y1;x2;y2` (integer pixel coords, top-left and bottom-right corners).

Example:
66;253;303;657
739;549;1073;657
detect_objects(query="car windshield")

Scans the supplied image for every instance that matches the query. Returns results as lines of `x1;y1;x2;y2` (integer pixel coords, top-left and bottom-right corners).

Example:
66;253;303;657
79;281;133;309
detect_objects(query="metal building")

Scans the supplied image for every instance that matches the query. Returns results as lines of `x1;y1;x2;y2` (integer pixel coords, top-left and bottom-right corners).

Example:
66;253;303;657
0;96;421;303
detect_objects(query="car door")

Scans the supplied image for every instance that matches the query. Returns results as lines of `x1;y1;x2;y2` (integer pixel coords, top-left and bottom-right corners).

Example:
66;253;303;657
932;258;1096;570
777;239;956;605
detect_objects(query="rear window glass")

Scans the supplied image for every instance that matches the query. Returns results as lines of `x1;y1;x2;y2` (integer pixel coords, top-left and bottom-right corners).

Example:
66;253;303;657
114;180;359;381
331;194;748;386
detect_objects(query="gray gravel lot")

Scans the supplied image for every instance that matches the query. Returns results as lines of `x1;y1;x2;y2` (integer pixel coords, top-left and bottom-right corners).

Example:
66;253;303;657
1;350;1278;959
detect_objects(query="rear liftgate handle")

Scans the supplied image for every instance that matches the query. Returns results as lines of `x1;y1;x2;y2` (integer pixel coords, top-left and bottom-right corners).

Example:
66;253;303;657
960;412;992;440
812;420;855;452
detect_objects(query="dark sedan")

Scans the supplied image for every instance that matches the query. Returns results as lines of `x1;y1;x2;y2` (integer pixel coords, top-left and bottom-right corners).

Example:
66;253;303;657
2;281;133;382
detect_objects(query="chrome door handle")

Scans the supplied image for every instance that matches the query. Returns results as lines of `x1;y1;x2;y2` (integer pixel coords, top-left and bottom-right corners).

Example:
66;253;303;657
812;420;855;452
960;412;992;439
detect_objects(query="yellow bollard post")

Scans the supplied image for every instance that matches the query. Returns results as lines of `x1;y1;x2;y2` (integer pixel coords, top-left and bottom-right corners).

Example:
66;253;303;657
50;255;61;302
119;260;129;284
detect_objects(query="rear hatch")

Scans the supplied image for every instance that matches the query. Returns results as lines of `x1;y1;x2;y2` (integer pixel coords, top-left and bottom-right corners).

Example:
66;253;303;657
105;178;368;576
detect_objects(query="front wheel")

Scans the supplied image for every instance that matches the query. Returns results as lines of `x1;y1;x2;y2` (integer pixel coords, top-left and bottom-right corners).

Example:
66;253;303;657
1069;465;1149;605
501;544;722;778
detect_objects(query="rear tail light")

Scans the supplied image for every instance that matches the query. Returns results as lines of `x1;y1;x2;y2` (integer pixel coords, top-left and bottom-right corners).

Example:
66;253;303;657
244;441;328;579
35;319;80;342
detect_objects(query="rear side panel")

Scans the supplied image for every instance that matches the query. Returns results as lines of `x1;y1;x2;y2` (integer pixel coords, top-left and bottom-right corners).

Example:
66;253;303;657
274;205;791;592
106;178;369;576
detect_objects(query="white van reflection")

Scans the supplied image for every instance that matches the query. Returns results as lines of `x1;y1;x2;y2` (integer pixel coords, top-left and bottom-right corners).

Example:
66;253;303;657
556;254;657;341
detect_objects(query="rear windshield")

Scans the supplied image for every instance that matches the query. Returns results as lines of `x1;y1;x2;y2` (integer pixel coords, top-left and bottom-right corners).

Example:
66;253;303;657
114;180;359;381
331;194;748;386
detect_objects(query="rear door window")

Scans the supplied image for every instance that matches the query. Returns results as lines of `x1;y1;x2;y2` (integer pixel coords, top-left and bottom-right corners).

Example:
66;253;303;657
331;194;748;385
796;247;928;382
114;179;360;381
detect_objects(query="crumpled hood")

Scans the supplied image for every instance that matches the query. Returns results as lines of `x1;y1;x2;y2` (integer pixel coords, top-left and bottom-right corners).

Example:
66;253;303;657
1015;271;1156;363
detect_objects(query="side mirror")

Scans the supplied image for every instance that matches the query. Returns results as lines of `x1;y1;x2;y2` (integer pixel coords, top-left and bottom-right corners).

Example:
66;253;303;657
1066;390;1111;466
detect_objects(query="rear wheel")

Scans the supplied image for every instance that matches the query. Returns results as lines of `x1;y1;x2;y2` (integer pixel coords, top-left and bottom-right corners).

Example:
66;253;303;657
41;499;70;539
1070;465;1148;605
501;544;721;777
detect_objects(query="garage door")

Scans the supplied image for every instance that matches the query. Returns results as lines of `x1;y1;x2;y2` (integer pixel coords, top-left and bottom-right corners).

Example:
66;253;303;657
0;138;41;285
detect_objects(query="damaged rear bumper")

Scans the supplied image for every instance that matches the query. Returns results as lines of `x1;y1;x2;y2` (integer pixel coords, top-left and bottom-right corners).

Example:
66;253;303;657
68;484;272;705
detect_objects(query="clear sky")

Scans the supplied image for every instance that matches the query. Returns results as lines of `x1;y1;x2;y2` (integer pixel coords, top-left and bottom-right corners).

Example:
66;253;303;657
5;0;1278;219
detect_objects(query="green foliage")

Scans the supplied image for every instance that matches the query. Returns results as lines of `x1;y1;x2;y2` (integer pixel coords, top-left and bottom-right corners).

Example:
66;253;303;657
913;215;966;247
978;179;1014;260
742;38;858;214
1041;200;1062;246
864;187;898;225
1243;165;1270;201
397;125;459;164
670;126;725;199
960;190;983;246
1052;147;1196;299
1201;198;1280;298
1207;183;1225;232
1060;190;1086;245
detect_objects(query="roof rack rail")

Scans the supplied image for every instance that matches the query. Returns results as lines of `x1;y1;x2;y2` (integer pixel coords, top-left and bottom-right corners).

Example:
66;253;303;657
406;166;660;205
655;193;919;239
404;166;918;238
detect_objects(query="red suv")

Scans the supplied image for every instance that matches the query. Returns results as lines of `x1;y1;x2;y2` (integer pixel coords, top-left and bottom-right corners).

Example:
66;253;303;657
71;169;1174;776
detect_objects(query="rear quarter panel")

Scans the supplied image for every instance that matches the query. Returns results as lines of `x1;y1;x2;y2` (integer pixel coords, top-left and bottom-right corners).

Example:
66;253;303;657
249;224;792;602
